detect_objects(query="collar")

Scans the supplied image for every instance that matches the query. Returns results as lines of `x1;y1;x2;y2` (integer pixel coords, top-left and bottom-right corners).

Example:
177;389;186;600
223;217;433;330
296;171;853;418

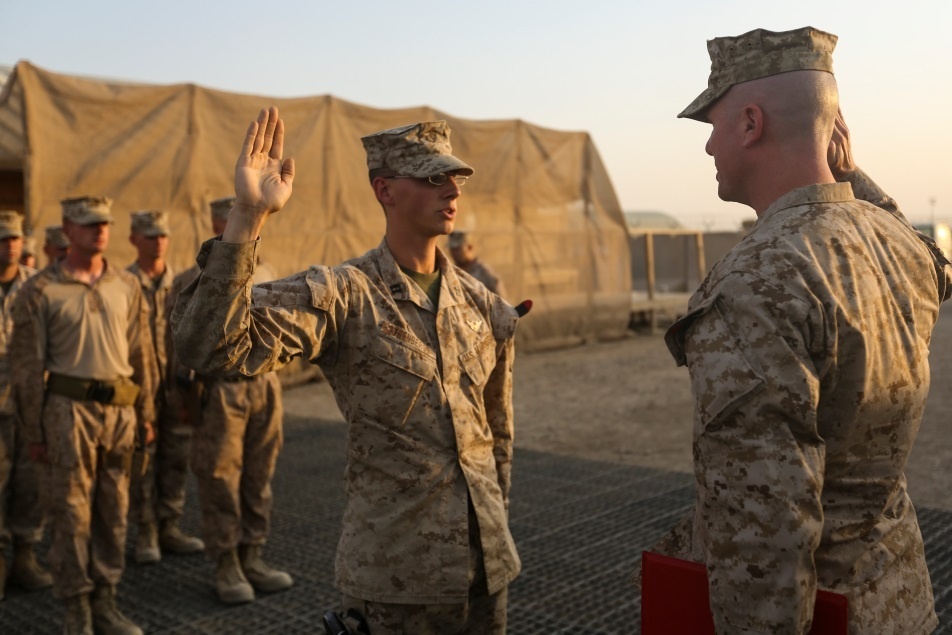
373;239;467;311
760;182;855;223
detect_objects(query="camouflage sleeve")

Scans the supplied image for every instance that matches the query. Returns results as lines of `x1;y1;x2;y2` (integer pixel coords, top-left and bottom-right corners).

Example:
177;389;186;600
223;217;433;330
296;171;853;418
127;277;157;424
839;167;901;216
171;238;343;377
841;168;952;302
10;281;47;445
485;296;519;508
683;273;825;634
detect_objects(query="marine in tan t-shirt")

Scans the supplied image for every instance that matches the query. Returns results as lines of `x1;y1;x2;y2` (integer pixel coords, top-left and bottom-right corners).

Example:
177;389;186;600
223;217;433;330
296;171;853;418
12;196;155;635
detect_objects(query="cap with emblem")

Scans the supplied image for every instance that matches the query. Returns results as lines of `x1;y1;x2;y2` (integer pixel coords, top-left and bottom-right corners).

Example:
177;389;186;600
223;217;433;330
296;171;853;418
361;121;474;178
61;195;114;225
448;231;467;249
130;209;170;237
45;225;70;248
209;197;235;221
0;210;24;240
679;26;838;122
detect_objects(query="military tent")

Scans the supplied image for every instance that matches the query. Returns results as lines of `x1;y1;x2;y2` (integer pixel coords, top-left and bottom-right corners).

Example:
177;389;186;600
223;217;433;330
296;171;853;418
0;61;631;350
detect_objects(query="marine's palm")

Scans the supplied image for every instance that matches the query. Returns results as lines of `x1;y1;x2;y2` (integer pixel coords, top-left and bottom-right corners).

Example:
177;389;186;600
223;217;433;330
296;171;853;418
235;106;295;215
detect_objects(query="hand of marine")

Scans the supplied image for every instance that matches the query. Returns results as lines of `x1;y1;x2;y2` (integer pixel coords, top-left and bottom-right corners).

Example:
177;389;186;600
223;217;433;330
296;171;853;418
226;106;295;242
827;107;855;180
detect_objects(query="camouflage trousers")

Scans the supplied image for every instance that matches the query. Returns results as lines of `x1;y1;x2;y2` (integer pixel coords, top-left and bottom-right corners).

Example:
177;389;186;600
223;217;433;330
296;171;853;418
341;572;507;634
43;394;135;599
0;413;46;550
192;373;283;559
341;518;507;635
129;390;191;527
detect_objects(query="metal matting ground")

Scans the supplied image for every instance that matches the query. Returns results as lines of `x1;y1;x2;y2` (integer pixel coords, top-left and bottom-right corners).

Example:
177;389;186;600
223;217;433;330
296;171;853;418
2;415;951;634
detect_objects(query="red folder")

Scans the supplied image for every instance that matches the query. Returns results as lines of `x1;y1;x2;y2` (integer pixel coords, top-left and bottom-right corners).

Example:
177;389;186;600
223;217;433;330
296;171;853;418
641;551;848;635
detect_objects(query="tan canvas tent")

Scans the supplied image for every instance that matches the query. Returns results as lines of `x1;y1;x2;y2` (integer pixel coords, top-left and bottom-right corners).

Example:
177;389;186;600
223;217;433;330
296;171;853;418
0;61;631;350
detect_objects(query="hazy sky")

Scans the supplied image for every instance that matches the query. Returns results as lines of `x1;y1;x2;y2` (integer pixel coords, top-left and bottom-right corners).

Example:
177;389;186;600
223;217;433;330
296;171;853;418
3;1;948;231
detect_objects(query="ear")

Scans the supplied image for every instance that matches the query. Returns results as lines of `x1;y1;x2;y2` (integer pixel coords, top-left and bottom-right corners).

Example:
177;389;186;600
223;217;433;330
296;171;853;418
739;104;764;148
372;176;396;206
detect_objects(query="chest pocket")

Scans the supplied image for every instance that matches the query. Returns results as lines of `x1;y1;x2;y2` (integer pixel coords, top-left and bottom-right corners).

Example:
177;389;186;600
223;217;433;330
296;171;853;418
459;333;497;388
372;324;437;380
361;322;437;426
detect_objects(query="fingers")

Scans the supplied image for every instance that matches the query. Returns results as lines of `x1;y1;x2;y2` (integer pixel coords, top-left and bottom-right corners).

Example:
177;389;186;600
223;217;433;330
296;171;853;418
241;118;259;158
281;158;295;187
251;108;268;155
270;116;285;160
262;106;279;157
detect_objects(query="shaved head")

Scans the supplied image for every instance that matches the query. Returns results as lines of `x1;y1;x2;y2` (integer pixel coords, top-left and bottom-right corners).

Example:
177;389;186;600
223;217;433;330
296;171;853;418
721;70;839;149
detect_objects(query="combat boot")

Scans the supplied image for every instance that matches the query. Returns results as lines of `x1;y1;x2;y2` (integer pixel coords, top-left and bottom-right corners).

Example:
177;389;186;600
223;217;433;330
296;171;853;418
159;519;204;554
90;585;142;635
134;523;160;564
10;540;53;590
63;593;93;635
239;544;293;593
215;549;255;604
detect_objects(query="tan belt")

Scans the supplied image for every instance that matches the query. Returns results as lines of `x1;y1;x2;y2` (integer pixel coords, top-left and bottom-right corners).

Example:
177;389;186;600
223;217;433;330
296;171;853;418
47;374;140;406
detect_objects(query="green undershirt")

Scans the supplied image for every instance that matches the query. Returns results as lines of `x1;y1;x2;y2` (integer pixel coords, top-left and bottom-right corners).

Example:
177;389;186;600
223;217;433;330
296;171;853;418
399;265;441;308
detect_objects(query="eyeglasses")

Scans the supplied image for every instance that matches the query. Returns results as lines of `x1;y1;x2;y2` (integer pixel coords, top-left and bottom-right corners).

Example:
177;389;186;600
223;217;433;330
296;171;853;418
386;173;469;187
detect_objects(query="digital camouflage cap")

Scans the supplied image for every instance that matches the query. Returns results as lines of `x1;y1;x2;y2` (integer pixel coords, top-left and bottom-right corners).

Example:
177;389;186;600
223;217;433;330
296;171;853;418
209;197;235;220
22;235;37;256
679;26;837;122
130;209;171;237
361;121;474;178
61;195;115;225
0;210;24;240
45;225;69;248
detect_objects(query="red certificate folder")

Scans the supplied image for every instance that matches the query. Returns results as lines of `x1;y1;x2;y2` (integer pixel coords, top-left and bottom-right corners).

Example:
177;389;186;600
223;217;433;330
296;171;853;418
641;551;848;635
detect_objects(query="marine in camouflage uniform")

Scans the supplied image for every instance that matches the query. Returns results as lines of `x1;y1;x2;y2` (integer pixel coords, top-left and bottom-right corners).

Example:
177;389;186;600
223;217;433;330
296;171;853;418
172;110;521;635
652;26;950;634
448;231;507;298
43;224;69;266
0;210;50;600
165;196;289;606
125;210;203;564
12;196;157;635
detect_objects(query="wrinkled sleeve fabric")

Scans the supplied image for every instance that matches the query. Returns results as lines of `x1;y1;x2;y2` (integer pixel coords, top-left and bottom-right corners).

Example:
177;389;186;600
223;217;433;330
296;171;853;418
127;277;157;424
843;167;952;302
11;281;47;445
171;238;343;377
485;295;518;508
684;272;826;635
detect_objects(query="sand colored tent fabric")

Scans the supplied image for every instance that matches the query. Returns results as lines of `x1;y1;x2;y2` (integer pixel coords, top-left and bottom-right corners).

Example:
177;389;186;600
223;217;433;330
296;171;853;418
0;61;631;350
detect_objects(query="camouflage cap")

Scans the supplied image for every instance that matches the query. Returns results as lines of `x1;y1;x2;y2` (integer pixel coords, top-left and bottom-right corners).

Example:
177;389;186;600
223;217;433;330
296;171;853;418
22;235;37;255
45;225;70;248
679;26;837;122
361;121;474;178
209;196;235;220
130;209;170;237
61;195;115;225
448;231;468;248
0;210;24;240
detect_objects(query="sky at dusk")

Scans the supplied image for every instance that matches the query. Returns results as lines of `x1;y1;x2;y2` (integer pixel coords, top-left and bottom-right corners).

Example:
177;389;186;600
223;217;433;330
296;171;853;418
4;1;948;231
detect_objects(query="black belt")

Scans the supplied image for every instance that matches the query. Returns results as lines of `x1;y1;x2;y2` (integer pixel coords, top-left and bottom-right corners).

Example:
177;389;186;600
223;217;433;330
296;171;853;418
47;374;140;406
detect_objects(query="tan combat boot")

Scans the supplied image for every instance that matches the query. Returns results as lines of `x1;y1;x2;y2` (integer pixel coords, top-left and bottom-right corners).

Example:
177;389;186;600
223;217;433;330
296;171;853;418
134;523;160;564
90;585;142;635
239;544;294;593
215;549;255;604
159;519;204;554
64;593;93;635
10;540;53;590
